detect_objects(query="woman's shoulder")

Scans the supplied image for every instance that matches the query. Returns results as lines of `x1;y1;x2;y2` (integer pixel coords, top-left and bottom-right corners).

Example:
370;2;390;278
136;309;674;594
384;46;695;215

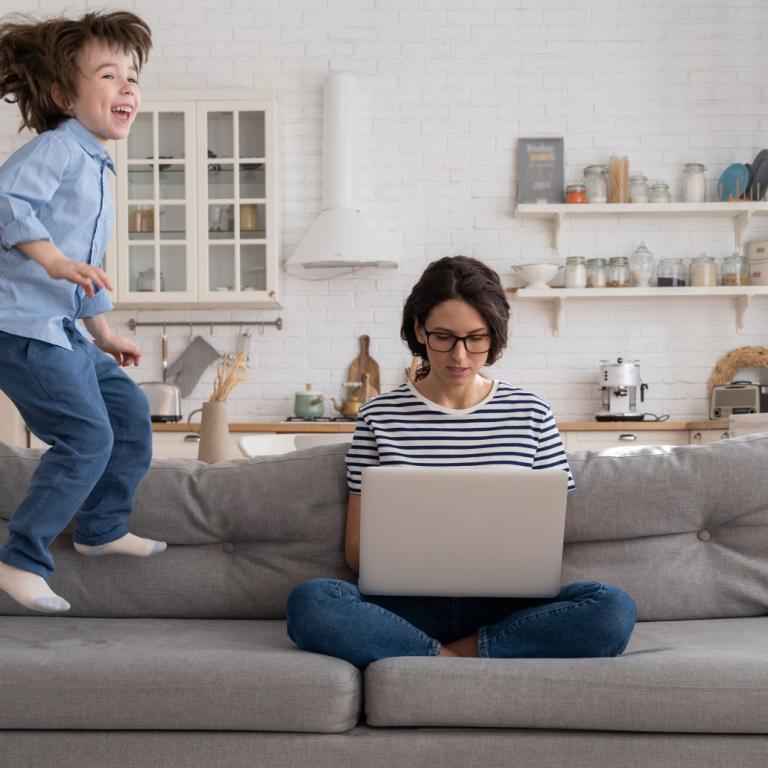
358;383;415;414
492;381;552;414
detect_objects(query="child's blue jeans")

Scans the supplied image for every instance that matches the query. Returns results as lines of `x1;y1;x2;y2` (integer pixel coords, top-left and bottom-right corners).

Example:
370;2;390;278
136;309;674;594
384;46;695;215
287;578;637;668
0;321;152;580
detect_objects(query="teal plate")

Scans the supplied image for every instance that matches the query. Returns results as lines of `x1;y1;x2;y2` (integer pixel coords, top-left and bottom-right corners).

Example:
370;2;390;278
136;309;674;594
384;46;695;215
717;164;750;201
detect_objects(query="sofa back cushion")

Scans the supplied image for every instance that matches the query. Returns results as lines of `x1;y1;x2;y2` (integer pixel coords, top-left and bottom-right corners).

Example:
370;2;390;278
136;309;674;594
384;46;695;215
1;434;767;620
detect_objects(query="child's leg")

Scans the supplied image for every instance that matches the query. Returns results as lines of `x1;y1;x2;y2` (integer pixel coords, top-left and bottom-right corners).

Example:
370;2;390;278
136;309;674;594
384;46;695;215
0;330;115;611
70;334;163;558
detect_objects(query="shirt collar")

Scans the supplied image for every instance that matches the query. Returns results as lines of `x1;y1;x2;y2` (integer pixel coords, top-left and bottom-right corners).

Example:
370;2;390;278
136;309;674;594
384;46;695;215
60;118;116;174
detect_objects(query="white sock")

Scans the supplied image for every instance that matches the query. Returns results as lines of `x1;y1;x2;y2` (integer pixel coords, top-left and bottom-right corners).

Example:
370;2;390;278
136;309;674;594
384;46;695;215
73;532;167;557
0;561;70;613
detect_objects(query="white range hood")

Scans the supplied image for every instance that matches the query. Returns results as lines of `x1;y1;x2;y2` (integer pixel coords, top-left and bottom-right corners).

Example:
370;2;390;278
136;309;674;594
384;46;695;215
283;73;396;280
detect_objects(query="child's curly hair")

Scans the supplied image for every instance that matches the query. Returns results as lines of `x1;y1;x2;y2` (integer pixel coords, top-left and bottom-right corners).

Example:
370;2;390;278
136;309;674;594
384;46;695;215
0;10;152;134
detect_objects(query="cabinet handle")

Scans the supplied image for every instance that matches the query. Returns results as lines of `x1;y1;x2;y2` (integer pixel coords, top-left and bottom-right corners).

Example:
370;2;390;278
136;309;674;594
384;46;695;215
618;433;638;441
693;432;702;441
721;432;730;440
183;434;201;443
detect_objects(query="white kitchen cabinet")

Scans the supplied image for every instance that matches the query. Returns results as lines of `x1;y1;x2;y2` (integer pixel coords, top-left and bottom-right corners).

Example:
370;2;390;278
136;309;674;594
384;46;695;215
565;429;689;452
689;429;730;445
112;90;279;307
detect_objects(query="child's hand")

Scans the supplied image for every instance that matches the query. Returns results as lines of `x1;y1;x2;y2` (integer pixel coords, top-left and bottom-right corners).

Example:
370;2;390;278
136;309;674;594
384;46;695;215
94;333;142;367
46;255;113;298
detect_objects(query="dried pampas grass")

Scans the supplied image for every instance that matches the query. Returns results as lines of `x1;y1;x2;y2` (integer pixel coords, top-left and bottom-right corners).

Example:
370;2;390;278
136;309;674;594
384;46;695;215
707;346;768;395
210;351;248;402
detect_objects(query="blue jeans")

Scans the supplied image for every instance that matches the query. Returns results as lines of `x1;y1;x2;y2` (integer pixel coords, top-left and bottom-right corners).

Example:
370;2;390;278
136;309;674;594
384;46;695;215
0;322;152;579
286;578;637;668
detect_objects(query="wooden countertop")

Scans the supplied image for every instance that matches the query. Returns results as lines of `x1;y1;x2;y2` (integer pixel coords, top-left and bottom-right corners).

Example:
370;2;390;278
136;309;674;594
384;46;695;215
154;420;730;433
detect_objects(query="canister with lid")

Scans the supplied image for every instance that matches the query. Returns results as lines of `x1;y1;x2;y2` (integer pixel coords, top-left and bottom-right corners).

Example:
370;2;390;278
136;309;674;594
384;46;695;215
629;174;650;203
584;164;608;203
607;256;630;287
564;256;587;288
683;163;707;203
586;258;608;288
721;251;750;286
650;182;671;203
657;257;686;287
689;254;717;286
629;242;655;286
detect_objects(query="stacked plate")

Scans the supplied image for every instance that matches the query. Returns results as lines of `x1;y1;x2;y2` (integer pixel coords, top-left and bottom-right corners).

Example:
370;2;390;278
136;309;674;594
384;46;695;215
717;150;768;201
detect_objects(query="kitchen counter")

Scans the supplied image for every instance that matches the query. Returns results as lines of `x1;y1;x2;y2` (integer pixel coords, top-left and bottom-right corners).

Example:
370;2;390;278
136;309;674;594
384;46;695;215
153;420;730;433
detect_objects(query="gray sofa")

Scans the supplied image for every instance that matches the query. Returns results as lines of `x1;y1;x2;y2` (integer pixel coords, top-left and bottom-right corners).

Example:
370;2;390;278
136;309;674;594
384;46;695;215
1;434;767;768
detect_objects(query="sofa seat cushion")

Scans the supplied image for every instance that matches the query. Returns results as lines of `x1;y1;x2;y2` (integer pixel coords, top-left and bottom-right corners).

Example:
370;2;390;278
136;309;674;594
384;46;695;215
0;618;359;733
365;617;768;733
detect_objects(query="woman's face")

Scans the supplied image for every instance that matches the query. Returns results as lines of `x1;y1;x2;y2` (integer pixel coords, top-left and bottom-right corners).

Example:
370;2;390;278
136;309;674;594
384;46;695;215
415;299;492;389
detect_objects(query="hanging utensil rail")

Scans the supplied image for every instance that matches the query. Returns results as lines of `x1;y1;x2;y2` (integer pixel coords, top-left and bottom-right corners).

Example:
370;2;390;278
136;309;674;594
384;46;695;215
128;318;283;332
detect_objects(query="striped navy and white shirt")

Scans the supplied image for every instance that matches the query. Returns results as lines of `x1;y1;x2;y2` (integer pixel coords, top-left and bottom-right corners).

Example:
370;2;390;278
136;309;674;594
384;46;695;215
345;380;574;494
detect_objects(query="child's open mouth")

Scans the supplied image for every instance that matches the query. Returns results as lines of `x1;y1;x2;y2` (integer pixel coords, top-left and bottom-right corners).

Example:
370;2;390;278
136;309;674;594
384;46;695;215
111;105;133;123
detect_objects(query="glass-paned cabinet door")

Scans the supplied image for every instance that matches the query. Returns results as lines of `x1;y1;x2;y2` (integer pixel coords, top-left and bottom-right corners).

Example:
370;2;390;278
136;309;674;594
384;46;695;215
197;101;276;302
116;105;197;302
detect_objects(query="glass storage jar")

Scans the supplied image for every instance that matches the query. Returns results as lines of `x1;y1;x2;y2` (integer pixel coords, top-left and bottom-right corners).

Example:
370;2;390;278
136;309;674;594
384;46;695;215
565;256;587;288
721;251;750;286
565;184;587;204
657;257;686;286
683;163;707;203
586;258;608;288
689;254;718;286
629;242;655;286
584;164;608;203
629;173;650;203
607;256;630;287
650;182;671;203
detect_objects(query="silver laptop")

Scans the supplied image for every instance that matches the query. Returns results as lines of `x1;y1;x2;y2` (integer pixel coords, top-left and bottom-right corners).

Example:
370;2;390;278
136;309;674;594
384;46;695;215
358;466;569;598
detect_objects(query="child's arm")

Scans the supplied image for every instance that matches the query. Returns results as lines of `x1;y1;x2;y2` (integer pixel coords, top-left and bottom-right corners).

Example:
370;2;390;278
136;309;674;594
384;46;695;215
82;313;142;367
16;239;112;299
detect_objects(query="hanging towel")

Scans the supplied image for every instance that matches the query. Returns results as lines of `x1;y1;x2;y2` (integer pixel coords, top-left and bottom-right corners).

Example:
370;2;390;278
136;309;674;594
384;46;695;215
165;336;221;397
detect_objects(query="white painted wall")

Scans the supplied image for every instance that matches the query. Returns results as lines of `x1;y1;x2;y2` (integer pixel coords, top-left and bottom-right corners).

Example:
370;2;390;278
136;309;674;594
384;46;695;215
1;0;767;422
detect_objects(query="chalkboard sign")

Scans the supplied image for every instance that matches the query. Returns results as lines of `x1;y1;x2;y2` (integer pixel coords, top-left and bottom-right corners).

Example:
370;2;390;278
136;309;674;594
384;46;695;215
517;137;564;204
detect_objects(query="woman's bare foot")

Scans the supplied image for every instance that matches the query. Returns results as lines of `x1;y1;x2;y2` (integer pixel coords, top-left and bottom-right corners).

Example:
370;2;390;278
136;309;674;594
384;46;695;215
73;533;166;557
442;634;480;657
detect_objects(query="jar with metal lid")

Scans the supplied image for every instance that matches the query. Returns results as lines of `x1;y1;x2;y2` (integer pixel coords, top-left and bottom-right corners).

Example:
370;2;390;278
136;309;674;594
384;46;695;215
565;256;587;288
629;242;655;286
607;256;630;287
565;184;587;204
689;254;717;286
657;257;686;287
586;258;607;288
584;164;608;203
650;182;671;203
721;251;750;286
683;163;707;203
629;173;650;203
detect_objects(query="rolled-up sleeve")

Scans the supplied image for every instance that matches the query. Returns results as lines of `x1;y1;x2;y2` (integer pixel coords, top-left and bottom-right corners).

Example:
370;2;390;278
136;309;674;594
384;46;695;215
78;285;114;317
0;132;70;249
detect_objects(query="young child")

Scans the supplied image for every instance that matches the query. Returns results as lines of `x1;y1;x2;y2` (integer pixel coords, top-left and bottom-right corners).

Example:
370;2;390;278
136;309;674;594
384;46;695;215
0;11;165;614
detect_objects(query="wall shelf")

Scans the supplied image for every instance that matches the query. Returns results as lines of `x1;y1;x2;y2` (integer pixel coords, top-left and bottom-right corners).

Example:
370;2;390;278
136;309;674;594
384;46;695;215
507;285;768;335
515;201;768;253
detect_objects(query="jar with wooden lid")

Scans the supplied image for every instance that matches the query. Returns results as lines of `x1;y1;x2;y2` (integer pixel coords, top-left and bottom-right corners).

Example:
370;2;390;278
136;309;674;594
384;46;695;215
721;251;750;286
607;256;630;287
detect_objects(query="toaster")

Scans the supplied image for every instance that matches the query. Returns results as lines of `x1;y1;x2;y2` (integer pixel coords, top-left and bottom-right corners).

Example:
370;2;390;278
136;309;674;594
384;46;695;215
139;381;182;422
709;382;767;420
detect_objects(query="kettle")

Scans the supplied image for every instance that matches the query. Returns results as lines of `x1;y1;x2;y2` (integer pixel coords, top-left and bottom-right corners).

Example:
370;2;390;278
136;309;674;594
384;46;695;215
332;374;373;420
294;384;325;419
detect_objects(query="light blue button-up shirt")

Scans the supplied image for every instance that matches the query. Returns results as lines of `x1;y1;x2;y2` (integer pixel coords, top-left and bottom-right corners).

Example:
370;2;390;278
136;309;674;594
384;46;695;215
0;118;115;349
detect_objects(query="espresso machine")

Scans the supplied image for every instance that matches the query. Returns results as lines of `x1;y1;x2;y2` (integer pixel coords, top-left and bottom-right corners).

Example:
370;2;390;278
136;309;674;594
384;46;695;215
595;358;649;422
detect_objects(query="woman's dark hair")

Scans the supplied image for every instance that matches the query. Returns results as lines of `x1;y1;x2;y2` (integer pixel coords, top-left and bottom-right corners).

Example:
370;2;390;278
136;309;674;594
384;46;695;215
401;255;510;381
0;11;152;134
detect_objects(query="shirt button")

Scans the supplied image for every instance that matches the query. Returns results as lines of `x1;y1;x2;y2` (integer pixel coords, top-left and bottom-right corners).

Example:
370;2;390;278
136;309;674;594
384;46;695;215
697;530;711;542
223;543;235;553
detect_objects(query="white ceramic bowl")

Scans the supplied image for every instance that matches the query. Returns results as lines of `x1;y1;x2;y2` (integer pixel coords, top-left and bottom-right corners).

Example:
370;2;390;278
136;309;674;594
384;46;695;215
513;262;560;289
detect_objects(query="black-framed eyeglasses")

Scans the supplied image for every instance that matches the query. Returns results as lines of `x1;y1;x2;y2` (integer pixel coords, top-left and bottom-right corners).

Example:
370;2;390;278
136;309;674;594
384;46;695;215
423;328;492;354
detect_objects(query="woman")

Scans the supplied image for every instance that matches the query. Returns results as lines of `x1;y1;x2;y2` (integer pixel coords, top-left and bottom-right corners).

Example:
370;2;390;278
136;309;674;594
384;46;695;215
287;256;636;668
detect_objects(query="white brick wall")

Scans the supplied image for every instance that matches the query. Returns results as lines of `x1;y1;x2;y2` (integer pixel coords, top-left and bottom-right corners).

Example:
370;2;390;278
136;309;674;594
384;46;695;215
2;0;767;423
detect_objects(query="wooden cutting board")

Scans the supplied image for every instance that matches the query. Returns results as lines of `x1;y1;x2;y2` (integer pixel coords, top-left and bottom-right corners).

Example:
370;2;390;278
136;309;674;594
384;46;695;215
348;335;380;397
